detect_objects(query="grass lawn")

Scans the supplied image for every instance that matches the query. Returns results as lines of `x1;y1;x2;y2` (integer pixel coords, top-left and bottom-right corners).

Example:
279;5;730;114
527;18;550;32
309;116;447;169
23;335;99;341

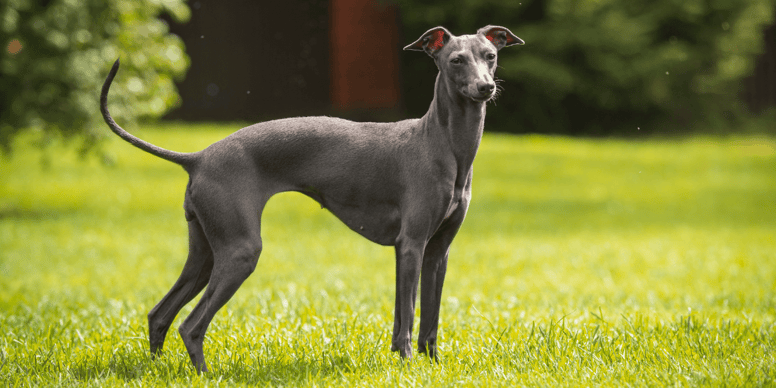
1;122;775;386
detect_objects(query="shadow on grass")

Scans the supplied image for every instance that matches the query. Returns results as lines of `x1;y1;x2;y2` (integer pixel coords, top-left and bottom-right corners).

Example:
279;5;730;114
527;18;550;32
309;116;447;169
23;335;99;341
220;354;364;385
66;344;372;385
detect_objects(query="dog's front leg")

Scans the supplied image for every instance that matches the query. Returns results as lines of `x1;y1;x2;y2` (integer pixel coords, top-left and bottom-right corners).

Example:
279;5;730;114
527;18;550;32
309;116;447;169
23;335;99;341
417;202;468;361
390;237;426;359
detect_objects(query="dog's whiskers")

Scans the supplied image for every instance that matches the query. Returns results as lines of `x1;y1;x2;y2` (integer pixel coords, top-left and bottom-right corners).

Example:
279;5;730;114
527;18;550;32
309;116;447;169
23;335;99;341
489;78;505;105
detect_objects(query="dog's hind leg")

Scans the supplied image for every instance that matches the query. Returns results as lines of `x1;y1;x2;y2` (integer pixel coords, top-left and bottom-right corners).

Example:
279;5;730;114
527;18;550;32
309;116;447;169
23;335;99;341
176;194;266;373
178;240;262;373
147;217;214;356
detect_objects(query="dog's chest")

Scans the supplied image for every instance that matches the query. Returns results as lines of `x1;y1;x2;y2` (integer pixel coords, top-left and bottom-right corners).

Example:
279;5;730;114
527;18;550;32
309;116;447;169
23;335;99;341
443;182;468;221
444;199;459;221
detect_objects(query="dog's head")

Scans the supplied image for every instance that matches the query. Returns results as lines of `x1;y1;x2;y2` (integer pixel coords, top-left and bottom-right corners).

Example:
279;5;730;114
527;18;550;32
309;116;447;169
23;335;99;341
404;26;523;102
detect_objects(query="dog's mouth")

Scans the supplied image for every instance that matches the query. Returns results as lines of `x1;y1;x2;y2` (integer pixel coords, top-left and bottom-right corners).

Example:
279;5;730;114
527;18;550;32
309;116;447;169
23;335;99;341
462;85;496;103
468;91;495;103
470;94;494;102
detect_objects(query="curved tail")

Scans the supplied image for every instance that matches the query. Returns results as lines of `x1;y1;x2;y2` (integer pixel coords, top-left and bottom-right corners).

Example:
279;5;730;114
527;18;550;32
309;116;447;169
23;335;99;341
100;59;197;168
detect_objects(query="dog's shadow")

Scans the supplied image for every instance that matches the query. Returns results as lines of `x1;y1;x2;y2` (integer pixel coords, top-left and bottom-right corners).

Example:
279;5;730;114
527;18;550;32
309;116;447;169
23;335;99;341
216;354;362;384
75;342;395;384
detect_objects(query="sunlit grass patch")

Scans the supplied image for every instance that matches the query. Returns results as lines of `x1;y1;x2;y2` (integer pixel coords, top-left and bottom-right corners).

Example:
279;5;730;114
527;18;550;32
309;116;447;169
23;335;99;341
1;123;774;386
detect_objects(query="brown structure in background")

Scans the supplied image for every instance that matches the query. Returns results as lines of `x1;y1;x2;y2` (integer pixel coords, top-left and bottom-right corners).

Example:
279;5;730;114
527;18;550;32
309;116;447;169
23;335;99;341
164;0;401;122
330;0;400;111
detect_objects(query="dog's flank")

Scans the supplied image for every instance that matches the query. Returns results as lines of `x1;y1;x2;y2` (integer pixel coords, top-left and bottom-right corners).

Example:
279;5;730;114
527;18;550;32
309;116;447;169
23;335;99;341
100;25;522;373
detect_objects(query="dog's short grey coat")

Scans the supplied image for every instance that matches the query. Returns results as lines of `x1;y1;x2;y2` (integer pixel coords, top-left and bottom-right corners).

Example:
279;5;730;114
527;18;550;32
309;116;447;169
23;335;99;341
100;25;523;373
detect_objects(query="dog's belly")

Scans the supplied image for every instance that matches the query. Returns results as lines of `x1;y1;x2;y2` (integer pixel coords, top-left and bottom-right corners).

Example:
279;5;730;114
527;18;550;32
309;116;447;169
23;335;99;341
328;202;401;246
299;188;401;246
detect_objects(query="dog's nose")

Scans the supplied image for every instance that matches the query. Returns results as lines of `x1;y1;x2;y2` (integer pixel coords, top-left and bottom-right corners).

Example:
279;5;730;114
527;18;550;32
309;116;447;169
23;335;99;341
478;82;495;95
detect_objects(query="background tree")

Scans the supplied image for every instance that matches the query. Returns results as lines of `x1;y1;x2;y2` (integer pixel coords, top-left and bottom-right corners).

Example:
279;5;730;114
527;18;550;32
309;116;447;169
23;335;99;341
0;0;190;155
399;0;776;135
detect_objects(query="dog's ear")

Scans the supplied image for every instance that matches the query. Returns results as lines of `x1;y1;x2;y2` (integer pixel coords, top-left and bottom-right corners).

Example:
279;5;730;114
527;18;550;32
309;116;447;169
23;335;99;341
404;26;452;58
477;25;524;50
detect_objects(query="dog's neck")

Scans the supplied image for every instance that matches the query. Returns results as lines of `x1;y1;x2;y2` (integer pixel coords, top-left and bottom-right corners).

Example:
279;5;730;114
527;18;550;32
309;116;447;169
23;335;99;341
422;72;486;183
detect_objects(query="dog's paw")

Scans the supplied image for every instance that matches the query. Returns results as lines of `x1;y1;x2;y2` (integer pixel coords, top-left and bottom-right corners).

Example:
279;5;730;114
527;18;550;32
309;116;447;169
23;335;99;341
392;341;413;359
418;340;438;362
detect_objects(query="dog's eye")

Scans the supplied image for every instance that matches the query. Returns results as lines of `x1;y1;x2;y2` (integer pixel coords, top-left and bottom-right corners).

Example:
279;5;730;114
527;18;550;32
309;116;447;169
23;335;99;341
450;57;463;65
486;53;496;61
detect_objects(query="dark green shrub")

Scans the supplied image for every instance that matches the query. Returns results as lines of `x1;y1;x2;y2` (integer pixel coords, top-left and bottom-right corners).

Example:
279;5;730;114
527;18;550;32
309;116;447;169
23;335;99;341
399;0;775;134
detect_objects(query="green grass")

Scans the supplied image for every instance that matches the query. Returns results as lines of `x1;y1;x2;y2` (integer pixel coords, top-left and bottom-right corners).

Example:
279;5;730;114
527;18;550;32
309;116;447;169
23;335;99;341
1;123;775;386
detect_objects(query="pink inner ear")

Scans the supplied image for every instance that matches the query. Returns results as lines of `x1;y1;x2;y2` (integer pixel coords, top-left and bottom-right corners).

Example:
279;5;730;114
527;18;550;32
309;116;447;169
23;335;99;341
429;30;446;51
486;35;495;42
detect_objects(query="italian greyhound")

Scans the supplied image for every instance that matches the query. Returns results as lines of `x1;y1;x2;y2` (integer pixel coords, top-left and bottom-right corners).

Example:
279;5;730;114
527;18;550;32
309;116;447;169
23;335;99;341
100;25;523;373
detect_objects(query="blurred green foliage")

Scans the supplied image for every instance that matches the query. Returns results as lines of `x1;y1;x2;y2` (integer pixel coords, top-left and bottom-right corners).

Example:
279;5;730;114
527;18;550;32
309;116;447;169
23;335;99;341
0;0;190;154
399;0;776;135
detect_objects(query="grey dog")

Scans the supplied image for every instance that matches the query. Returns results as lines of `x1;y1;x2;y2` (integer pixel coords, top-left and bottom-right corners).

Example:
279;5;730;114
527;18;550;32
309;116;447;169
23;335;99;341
100;25;523;373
